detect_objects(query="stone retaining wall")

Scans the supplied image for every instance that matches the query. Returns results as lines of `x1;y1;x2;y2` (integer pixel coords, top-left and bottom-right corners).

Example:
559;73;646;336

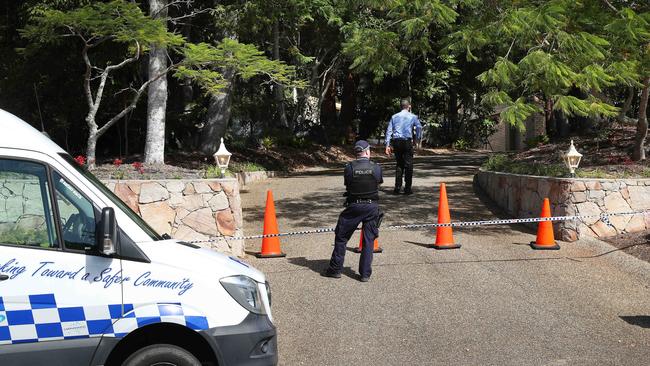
103;179;244;256
236;171;278;187
0;179;47;237
475;170;650;241
0;179;41;222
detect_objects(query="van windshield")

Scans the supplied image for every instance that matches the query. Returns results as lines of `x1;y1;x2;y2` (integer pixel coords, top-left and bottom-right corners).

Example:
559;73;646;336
59;153;162;241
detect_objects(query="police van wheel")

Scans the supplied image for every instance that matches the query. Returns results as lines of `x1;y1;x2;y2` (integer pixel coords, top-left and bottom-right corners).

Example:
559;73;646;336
123;344;202;366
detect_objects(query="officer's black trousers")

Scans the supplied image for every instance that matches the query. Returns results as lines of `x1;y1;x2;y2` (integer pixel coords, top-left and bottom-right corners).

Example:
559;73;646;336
392;138;413;192
328;202;380;278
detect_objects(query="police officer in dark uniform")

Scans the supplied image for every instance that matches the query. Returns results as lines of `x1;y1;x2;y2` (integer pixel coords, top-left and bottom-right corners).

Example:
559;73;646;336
322;140;383;282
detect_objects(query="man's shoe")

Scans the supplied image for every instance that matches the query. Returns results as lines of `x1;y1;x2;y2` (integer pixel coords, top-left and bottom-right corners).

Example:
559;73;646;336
359;276;370;282
403;189;413;195
392;188;401;195
321;269;341;279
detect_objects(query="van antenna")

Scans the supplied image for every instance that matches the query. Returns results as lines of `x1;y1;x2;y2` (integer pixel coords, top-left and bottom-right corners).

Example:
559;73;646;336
34;83;45;132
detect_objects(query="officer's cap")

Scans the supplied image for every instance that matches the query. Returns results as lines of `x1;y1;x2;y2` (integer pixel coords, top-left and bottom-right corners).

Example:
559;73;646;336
354;140;370;152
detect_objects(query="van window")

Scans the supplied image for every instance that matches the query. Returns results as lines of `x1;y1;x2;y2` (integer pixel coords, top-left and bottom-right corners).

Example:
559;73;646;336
59;153;161;241
0;159;59;248
52;171;96;251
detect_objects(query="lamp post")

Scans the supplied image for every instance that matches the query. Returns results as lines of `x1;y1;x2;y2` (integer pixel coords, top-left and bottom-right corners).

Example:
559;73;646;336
213;138;231;178
564;140;583;178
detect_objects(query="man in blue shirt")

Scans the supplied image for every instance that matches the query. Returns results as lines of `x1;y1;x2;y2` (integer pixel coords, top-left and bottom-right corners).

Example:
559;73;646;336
385;99;422;195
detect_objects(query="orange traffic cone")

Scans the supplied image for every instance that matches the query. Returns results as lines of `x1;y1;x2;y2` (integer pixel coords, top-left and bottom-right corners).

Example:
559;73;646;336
430;183;460;249
530;198;560;250
255;190;286;258
354;229;383;253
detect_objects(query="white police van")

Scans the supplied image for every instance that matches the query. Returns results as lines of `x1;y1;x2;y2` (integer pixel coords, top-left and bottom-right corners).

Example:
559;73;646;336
0;109;277;366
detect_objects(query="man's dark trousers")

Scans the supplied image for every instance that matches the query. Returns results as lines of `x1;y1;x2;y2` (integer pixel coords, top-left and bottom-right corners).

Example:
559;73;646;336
328;202;380;278
392;138;414;192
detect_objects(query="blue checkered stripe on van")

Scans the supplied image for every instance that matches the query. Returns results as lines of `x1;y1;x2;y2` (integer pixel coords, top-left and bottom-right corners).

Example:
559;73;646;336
0;294;209;345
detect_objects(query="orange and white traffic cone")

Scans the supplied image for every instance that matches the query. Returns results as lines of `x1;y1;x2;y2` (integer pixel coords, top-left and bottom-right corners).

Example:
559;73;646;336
354;229;383;253
255;190;286;258
430;183;460;249
530;198;560;250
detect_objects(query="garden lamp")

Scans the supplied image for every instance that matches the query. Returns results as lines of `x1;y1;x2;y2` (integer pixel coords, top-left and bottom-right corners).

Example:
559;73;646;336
564;140;582;178
213;138;232;178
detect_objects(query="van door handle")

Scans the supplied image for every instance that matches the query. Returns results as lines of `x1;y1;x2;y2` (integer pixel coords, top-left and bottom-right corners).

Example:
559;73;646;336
0;274;9;281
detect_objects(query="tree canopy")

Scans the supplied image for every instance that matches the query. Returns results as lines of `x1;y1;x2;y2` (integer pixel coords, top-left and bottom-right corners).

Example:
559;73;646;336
1;0;648;163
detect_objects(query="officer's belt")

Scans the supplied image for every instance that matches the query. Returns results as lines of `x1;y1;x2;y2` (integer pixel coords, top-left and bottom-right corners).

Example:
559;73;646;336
348;199;375;204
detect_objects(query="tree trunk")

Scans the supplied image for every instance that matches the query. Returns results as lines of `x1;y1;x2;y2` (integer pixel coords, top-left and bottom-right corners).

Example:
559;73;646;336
199;66;235;154
320;77;337;145
544;98;555;137
447;91;458;140
617;87;635;125
297;60;323;128
199;15;237;155
86;123;98;169
339;72;357;142
124;106;129;157
181;17;194;112
633;77;649;161
273;19;288;129
144;0;168;164
199;76;234;154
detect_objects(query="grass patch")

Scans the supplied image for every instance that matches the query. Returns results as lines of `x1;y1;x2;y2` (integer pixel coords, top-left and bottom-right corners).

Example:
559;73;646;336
229;161;267;173
203;162;267;179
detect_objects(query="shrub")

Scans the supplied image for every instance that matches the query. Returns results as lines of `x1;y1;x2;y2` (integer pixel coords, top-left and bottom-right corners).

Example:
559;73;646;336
524;135;550;149
452;138;472;151
260;136;276;149
230;162;266;173
482;154;569;177
0;226;49;247
279;136;311;149
482;154;510;171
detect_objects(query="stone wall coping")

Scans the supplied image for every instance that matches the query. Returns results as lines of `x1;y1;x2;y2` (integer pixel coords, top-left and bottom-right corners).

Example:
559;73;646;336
478;168;650;183
236;170;282;187
102;178;239;184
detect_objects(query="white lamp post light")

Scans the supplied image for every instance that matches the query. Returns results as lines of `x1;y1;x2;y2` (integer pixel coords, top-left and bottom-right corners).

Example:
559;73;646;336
213;138;232;178
564;140;583;178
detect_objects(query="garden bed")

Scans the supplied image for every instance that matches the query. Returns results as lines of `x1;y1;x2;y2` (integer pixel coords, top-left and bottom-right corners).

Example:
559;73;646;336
91;143;355;180
483;125;650;179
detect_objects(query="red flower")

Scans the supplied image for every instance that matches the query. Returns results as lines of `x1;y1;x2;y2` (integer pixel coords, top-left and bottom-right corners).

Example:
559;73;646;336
113;158;123;167
132;162;144;174
74;155;86;166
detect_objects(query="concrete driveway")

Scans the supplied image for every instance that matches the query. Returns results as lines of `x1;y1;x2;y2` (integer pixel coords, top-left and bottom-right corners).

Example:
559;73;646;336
241;151;650;365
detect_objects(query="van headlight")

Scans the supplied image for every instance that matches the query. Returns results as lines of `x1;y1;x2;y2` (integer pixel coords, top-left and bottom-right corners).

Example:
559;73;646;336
220;275;266;315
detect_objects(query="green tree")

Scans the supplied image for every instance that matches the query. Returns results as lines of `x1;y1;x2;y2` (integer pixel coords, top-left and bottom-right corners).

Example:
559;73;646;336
21;0;297;168
451;0;649;159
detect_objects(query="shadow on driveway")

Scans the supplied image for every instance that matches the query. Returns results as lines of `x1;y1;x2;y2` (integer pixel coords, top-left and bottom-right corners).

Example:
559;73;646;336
620;316;650;328
287;256;358;279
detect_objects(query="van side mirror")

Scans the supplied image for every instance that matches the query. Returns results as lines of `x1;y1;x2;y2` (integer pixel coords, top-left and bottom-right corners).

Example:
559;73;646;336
97;207;117;256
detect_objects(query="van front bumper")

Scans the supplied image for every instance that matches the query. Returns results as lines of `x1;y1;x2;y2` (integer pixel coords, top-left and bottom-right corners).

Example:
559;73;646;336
200;313;277;366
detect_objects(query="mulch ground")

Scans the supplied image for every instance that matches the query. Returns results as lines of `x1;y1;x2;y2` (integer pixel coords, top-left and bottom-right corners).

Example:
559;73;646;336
92;143;358;180
91;142;454;180
603;231;650;264
514;125;650;177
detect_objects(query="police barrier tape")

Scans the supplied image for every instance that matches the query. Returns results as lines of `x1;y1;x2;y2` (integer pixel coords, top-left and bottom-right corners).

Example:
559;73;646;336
187;209;650;244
